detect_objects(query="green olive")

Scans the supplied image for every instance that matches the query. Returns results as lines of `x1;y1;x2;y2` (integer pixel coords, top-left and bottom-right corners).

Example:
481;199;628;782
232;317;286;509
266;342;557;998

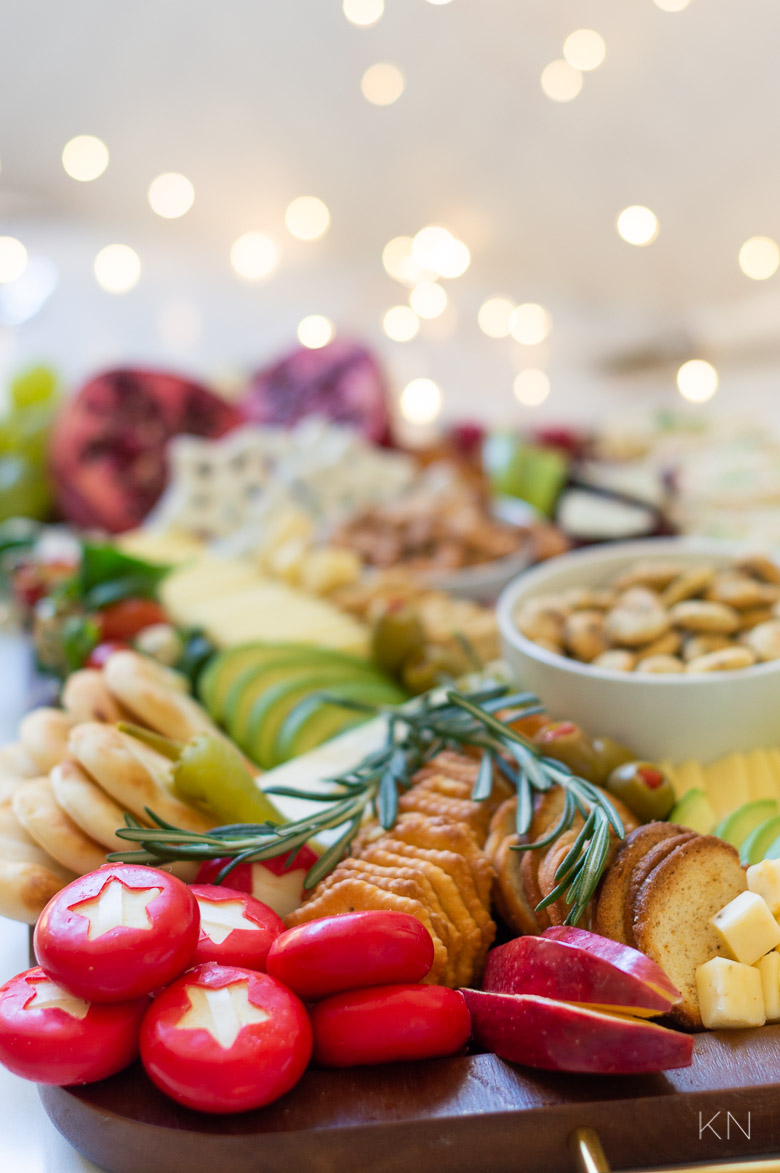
590;736;639;786
371;605;426;675
533;721;600;783
606;761;675;823
400;648;455;695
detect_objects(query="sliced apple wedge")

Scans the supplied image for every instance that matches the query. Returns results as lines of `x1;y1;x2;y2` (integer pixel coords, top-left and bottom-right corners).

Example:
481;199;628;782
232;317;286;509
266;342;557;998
461;990;693;1075
483;928;680;1017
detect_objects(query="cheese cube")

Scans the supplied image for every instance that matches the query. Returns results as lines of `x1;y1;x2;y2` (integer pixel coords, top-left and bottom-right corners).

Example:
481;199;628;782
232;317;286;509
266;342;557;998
746;859;780;917
710;890;780;965
696;956;766;1029
755;952;780;1023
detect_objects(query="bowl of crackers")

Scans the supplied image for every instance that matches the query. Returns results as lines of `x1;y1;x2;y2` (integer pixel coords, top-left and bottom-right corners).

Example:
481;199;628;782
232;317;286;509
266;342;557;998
496;537;780;763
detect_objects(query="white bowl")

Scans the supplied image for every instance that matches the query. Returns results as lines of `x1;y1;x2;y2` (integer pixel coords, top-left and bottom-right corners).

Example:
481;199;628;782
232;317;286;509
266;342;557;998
497;537;780;764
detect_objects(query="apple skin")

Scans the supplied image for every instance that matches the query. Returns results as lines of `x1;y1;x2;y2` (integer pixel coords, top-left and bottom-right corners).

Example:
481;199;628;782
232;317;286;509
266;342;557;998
462;990;693;1074
483;929;679;1016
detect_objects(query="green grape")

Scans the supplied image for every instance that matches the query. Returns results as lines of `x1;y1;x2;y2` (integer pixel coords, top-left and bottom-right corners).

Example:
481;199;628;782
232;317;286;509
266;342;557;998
2;405;53;465
0;455;52;522
10;366;59;411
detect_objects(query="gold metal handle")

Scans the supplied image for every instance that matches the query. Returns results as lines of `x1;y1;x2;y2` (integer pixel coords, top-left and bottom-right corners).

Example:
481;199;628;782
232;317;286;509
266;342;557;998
569;1126;780;1172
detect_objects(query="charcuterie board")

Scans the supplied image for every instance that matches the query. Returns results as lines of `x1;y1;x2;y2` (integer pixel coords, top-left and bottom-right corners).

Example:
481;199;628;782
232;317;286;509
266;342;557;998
38;1026;780;1173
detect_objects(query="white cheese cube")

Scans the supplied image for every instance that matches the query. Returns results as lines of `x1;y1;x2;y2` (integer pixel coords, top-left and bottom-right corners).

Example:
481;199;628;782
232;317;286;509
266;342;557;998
710;890;780;965
696;956;766;1029
755;952;780;1023
746;859;780;917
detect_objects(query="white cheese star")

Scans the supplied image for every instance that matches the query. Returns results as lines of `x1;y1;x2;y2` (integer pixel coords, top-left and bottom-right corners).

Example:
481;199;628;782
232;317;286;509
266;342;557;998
176;982;270;1049
25;977;90;1020
197;897;259;945
72;878;163;940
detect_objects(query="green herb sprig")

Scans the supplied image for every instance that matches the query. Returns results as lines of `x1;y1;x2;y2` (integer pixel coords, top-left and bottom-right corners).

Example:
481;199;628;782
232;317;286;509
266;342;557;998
109;682;624;925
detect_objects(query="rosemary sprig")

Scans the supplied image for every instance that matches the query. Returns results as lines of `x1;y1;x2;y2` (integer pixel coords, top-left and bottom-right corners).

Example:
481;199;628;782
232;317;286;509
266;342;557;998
107;682;624;925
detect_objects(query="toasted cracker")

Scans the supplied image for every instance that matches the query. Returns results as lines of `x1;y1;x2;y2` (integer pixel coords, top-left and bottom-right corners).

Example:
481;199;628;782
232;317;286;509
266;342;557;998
592;822;693;944
389;813;493;905
624;832;697;945
536;829;581;926
520;844;551;931
397;790;491;842
492;834;542;936
0;804;75;880
484;795;518;860
12;776;107;875
61;669;126;724
0;860;68;923
633;836;746;1029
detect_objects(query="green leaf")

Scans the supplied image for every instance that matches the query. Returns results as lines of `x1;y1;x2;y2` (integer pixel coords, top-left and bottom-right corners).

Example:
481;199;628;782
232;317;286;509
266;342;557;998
79;542;171;608
472;751;495;801
60;614;100;674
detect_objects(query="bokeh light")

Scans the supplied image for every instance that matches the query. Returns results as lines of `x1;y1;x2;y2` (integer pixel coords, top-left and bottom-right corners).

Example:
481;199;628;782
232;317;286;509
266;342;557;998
61;135;109;182
540;60;583;102
383;305;420;341
509;303;552;345
383;236;434;286
616;205;660;246
298;315;335;349
409;282;447;319
412;226;470;278
343;0;384;26
513;370;551;407
563;30;606;72
285;196;331;241
677;359;718;403
361;63;405;105
478;297;515;338
400;378;443;424
654;0;691;10
738;236;780;281
230;233;279;280
147;172;195;219
0;237;28;284
94;245;141;293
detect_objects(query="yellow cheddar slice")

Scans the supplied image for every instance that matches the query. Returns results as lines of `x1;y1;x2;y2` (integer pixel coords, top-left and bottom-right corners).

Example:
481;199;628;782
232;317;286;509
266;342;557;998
766;750;780;795
705;754;750;822
746;859;780;916
696;956;766;1030
746;750;779;803
670;760;707;799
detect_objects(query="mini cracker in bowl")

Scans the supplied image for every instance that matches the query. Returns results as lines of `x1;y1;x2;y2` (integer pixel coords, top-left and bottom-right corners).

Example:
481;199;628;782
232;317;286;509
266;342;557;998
497;538;780;763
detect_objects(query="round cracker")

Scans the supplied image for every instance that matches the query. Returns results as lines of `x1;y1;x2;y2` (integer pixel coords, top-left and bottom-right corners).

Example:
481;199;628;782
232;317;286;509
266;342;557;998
0;804;75;880
19;708;74;773
103;650;217;741
68;723;216;834
61;669;125;724
12;776;107;875
50;760;134;851
0;860;67;924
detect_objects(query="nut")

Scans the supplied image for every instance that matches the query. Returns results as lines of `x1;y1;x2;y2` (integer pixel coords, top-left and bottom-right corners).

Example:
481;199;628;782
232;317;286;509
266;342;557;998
563;610;609;662
682;634;733;662
592;649;636;672
636;630;682;659
741;620;780;662
706;573;780;610
613;561;683;591
736;554;780;585
669;600;741;634
617;586;663;612
635;654;685;674
515;601;565;645
661;566;716;607
605;607;670;648
685;647;756;673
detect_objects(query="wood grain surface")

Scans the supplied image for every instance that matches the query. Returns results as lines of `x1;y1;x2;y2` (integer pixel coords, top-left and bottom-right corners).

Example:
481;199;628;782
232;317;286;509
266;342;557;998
38;1025;780;1173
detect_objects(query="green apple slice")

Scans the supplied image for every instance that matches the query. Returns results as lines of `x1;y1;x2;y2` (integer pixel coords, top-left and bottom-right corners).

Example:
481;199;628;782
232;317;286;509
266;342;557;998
668;789;716;835
740;814;780;867
273;679;406;766
713;799;778;849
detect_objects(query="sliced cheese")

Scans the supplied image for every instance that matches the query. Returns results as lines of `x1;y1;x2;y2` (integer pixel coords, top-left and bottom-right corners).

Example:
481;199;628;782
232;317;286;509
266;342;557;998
696;956;765;1030
746;859;780;916
705;754;750;822
671;760;707;799
755;951;780;1023
746;750;779;803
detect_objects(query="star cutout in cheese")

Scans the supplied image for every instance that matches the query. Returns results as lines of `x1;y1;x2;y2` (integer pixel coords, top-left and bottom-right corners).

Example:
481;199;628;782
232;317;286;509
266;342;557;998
176;982;270;1049
72;878;164;940
25;977;90;1020
197;898;258;945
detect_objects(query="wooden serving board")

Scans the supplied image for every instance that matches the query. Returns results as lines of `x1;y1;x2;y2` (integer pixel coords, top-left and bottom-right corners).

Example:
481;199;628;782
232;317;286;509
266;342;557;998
38;1026;780;1173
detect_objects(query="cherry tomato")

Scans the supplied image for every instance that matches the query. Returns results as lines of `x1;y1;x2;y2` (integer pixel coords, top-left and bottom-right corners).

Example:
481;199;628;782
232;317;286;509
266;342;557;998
140;962;312;1113
0;967;147;1085
311;984;471;1068
189;884;285;970
96;598;168;641
266;911;435;1000
86;640;130;669
195;844;319;919
34;864;200;1003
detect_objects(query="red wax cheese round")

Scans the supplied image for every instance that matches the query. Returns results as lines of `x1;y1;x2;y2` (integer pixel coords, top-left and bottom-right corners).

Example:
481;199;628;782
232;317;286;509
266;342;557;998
266;911;435;1000
189;884;285;970
311;984;471;1068
34;864;200;1002
0;967;146;1085
195;845;319;919
140;962;312;1113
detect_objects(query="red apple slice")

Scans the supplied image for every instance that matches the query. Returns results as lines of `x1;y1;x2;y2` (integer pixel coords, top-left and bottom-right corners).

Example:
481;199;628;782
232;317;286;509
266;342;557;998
482;929;679;1017
462;989;693;1075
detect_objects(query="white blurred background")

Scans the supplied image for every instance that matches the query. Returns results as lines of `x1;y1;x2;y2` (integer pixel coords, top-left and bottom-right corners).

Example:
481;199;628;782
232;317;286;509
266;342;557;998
2;0;780;427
